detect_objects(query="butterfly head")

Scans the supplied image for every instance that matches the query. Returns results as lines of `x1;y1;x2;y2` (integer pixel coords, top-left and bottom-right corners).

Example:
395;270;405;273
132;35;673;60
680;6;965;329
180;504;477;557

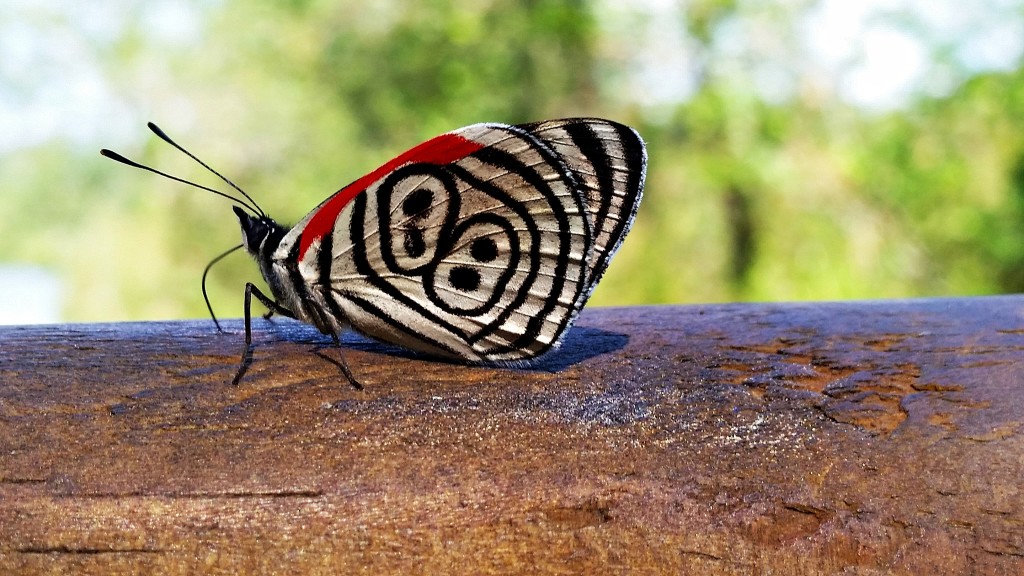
234;206;287;259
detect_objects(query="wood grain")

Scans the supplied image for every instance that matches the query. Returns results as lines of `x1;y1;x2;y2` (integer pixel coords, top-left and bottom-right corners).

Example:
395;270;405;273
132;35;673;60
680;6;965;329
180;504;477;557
1;297;1022;574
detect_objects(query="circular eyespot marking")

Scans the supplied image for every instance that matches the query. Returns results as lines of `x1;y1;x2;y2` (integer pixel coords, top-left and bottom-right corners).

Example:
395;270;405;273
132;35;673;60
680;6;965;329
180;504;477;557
449;266;481;292
470;237;498;263
404;229;426;258
402;188;434;218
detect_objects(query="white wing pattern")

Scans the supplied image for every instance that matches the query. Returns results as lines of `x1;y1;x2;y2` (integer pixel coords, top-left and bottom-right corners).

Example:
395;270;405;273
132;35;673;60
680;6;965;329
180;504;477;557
278;118;646;363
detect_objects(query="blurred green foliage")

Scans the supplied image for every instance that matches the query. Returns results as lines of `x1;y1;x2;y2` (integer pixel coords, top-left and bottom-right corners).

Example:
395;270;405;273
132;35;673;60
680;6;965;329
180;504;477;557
2;0;1023;322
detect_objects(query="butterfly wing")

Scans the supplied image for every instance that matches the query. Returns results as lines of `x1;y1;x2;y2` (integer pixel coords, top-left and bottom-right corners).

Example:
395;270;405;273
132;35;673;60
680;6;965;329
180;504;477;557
281;119;645;363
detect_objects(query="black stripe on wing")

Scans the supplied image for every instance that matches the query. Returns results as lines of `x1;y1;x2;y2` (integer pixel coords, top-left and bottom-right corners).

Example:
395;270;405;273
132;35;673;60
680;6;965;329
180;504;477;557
519;118;646;294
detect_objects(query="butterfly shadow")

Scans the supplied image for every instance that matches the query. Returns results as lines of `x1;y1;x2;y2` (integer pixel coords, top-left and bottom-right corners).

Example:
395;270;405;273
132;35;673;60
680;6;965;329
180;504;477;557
264;320;628;374
525;327;630;372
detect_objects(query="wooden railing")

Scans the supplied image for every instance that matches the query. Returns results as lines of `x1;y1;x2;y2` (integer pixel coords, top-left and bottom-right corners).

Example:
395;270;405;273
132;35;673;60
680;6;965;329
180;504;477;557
1;296;1022;574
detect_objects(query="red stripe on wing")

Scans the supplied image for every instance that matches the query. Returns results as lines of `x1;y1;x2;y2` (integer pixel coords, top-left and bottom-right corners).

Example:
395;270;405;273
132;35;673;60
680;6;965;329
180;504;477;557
299;132;484;261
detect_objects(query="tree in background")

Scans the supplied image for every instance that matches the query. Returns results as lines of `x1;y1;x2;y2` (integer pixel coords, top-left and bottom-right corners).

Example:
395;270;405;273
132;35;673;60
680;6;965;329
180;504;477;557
1;0;1022;321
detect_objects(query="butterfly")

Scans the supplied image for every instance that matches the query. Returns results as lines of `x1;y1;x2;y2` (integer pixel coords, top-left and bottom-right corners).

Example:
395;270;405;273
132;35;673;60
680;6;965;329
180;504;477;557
102;118;646;387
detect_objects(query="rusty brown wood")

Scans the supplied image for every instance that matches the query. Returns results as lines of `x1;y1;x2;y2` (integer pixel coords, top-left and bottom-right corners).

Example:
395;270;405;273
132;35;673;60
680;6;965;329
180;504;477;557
0;297;1022;575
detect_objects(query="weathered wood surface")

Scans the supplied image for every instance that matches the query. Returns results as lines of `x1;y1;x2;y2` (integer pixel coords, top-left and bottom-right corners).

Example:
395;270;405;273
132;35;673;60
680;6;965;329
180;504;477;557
0;297;1022;575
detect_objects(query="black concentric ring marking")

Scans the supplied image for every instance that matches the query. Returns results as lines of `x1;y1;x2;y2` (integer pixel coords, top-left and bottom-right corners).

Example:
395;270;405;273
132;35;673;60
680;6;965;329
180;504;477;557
375;163;460;276
422;212;520;316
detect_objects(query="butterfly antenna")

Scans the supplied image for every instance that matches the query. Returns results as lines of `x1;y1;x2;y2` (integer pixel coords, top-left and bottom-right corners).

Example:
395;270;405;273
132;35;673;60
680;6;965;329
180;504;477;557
100;148;264;216
146;122;267;217
202;243;245;332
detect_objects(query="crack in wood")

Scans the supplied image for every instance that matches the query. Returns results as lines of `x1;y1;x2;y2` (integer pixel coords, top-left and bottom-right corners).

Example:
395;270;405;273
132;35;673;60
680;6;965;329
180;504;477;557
679;549;724;561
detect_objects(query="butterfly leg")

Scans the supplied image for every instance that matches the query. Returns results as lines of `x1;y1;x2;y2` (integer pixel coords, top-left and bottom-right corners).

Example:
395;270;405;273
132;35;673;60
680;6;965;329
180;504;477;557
311;333;363;390
262;304;296;321
330;333;363;390
231;282;293;386
248;283;295;319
